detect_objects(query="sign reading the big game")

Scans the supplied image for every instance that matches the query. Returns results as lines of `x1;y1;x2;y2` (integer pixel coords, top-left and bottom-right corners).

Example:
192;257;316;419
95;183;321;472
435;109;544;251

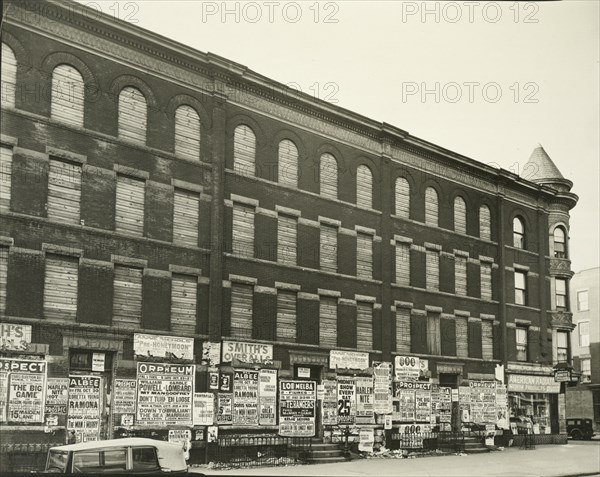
134;334;194;361
222;341;273;364
136;363;194;426
68;375;101;442
233;370;259;425
1;358;46;423
330;350;369;370
279;380;316;437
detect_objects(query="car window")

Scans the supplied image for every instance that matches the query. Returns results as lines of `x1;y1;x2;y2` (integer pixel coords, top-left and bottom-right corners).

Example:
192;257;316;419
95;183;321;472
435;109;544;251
46;450;69;473
72;448;127;473
132;447;160;471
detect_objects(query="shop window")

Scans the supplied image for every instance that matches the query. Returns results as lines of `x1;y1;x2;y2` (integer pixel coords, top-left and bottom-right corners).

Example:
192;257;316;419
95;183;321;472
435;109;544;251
320;224;338;272
1;43;17;108
395;243;410;286
479;205;491;240
516;326;528;362
480;262;492;300
230;282;253;339
356;233;373;279
357;302;373;351
427;312;441;355
232;203;255;258
356;165;373;209
319;296;337;348
553;227;567;258
508;393;551;435
277;214;297;265
276;290;297;342
233;125;256;176
320;153;338;199
174;105;200;161
395;177;410;218
396;308;411;353
513;216;525;249
454;196;467;234
578;321;590;347
0;146;13;213
555;278;567;310
278;139;298;187
557;331;569;363
577;290;589;311
48;159;82;225
171;274;197;335
514;271;527;305
112;265;143;328
173;189;199;247
44;254;78;321
425;187;438;226
51;64;84;128
118;86;147;144
115;175;145;237
581;359;591;383
426;249;439;291
454;255;467;296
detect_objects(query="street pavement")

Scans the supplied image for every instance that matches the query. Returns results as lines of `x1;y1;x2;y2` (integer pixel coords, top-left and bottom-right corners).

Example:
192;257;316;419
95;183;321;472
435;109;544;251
192;441;600;476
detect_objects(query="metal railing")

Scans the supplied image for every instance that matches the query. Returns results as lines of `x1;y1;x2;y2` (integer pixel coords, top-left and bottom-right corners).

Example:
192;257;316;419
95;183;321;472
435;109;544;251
205;436;313;468
388;431;465;453
0;443;59;473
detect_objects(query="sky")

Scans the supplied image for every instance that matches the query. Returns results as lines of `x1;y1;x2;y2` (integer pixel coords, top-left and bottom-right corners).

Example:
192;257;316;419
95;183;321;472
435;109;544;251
77;0;599;273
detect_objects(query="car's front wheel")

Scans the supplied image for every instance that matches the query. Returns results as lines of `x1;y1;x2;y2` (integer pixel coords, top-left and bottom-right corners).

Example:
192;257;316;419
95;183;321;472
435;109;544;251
570;430;582;440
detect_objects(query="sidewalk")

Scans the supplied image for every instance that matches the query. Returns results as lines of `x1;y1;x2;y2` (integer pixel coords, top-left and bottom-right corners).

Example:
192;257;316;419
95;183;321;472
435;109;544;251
191;441;600;476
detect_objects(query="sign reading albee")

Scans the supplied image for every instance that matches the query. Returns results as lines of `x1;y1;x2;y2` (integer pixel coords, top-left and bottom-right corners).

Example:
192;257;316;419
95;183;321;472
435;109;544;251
222;341;273;364
134;334;194;361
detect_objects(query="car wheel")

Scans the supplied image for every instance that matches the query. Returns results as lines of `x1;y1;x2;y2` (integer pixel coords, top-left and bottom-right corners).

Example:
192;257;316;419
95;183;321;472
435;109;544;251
571;430;582;440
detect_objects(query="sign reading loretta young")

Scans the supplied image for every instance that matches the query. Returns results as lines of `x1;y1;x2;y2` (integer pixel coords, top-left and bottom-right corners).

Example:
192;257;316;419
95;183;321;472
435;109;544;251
279;380;316;437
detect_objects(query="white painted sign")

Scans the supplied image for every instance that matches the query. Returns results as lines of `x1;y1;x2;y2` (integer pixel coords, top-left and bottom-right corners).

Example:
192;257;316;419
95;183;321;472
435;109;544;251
394;356;420;381
358;428;374;453
193;393;214;426
329;350;369;370
222;341;273;364
259;369;277;426
92;353;105;372
134;334;194;361
0;324;32;352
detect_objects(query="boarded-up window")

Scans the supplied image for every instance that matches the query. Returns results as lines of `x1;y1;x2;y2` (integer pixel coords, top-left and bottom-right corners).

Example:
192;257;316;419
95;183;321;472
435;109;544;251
47;159;81;225
116;176;145;236
277;290;297;342
1;43;17;108
277;214;296;265
173;189;199;247
426;250;439;291
51;64;84;127
0;247;8;313
278;139;298;187
356;165;373;209
454;196;466;234
395;177;410;218
427;313;441;355
118;87;147;144
113;265;143;328
320;224;337;272
357;302;373;351
395;308;410;353
395;243;410;286
480;263;492;300
44;254;78;321
171;274;197;335
357;233;373;279
456;317;468;358
320;153;337;199
233;125;255;176
175;105;200;161
230;282;253;339
0;146;12;213
232;203;254;258
319;297;337;348
425;187;438;226
479;205;491;240
455;256;467;296
482;320;493;360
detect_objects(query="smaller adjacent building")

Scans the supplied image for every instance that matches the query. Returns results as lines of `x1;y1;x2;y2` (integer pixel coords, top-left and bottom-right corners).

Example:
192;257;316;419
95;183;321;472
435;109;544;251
567;267;600;432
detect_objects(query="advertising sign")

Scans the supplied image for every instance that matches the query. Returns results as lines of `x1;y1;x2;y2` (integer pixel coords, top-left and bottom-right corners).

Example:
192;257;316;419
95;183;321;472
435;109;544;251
374;362;393;415
507;374;561;394
67;375;101;442
394;424;433;448
459;386;471;423
0;323;32;351
1;358;47;423
259;369;277;426
0;372;7;422
355;377;375;424
415;386;432;422
193;393;214;426
279;380;316;437
330;350;369;370
92;353;105;372
322;380;338;425
217;394;233;425
209;373;219;390
438;386;452;424
495;384;508;429
45;377;68;420
136;363;194;426
113;379;136;415
134;333;194;361
233;370;259;425
337;378;356;425
469;381;496;424
394;356;420;381
168;429;192;446
396;390;415;422
201;342;221;366
358;428;374;453
222;341;273;364
219;372;233;392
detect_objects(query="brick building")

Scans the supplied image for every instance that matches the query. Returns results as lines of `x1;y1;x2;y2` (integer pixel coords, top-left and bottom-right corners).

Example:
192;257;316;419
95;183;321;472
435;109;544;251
0;0;578;449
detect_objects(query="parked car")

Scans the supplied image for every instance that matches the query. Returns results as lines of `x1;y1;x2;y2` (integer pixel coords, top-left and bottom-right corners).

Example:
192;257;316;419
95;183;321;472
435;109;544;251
42;437;198;474
567;418;595;440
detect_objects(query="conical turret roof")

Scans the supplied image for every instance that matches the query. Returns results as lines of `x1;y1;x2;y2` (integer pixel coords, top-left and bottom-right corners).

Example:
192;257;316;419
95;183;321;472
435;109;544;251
523;144;565;183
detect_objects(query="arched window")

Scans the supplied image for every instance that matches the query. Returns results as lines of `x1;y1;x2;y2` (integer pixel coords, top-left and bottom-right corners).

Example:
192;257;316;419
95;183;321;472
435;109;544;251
51;64;84;127
425;187;439;226
395;177;410;218
174;105;200;160
513;216;525;249
1;43;17;108
233;125;256;176
278;139;298;187
553;227;567;258
118;86;147;144
479;205;491;241
320;153;338;199
454;196;467;234
356;165;373;209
